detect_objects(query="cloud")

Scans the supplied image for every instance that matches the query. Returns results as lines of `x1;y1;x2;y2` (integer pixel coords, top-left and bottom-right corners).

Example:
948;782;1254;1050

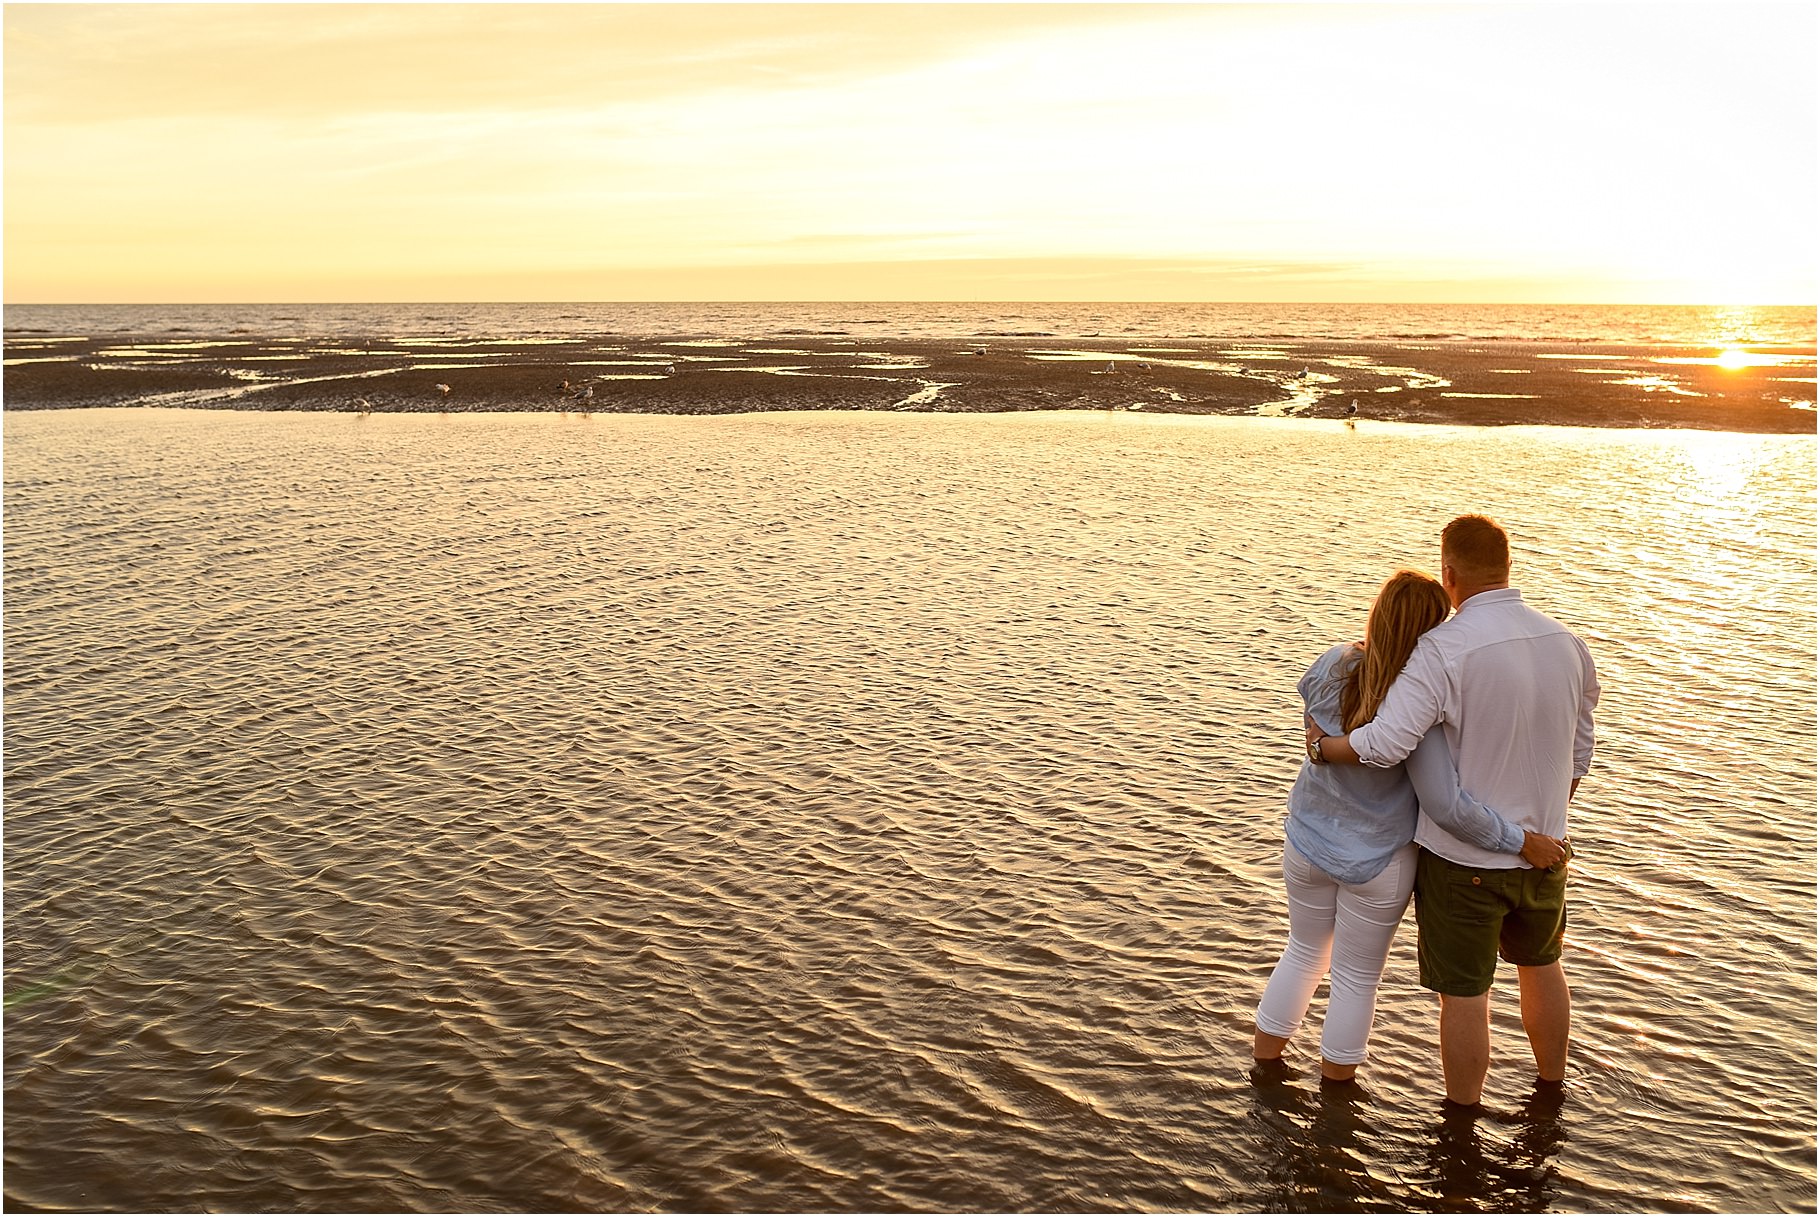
6;3;1814;303
3;4;1134;123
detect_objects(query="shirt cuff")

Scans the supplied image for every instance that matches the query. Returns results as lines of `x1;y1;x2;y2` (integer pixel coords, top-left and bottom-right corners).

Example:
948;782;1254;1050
1349;727;1391;767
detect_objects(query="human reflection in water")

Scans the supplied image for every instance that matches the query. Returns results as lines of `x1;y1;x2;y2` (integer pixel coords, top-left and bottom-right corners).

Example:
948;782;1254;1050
1247;1063;1571;1212
1246;1059;1399;1210
1422;1081;1569;1213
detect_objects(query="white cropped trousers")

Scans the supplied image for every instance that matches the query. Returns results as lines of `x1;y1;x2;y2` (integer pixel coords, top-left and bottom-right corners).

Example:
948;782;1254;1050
1254;839;1417;1065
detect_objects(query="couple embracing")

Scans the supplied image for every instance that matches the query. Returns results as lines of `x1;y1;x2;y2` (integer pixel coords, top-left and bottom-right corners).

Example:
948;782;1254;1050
1253;514;1600;1110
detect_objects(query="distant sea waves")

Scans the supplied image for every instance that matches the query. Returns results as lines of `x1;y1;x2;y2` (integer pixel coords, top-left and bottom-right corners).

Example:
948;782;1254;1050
5;300;1817;344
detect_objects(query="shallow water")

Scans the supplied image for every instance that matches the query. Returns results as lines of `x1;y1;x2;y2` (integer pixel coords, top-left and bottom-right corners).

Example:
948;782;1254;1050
4;408;1814;1213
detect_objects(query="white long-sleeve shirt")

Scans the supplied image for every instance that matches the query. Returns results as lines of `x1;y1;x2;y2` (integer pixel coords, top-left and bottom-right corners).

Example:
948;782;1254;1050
1347;587;1599;869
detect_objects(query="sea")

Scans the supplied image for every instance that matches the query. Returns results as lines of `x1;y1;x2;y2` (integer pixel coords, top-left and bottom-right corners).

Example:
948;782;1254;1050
3;303;1816;1213
5;299;1817;346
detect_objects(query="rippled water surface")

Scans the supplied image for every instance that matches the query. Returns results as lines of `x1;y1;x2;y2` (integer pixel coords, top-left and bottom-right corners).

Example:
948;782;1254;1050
4;408;1814;1213
7;300;1815;345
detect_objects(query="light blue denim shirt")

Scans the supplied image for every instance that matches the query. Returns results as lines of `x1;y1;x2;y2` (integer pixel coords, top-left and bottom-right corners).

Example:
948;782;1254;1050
1288;644;1527;884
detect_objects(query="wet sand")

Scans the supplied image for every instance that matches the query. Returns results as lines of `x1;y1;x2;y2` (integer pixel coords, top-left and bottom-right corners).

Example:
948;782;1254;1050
3;332;1813;432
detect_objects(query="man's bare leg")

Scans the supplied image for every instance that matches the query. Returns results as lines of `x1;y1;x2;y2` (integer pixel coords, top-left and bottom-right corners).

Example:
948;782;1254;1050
1438;992;1492;1106
1516;961;1570;1082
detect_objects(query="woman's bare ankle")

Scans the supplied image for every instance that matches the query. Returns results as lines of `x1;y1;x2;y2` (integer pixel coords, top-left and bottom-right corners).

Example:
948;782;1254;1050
1253;1029;1291;1060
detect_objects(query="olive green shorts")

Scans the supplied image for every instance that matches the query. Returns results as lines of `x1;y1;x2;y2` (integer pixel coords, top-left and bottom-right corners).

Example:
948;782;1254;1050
1414;846;1569;997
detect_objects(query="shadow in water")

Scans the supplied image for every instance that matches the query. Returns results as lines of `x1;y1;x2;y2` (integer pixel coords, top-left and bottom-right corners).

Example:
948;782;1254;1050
1248;1063;1570;1213
1413;1081;1568;1213
1247;1059;1402;1212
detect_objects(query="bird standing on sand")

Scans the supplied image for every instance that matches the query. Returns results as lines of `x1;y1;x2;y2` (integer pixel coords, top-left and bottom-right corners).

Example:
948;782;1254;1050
351;396;372;418
435;383;452;399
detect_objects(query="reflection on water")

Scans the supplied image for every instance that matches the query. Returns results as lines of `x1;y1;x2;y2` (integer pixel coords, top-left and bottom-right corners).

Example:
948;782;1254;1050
1421;1085;1568;1215
3;408;1813;1213
1655;351;1811;368
1247;1056;1572;1213
1665;430;1786;516
1247;1061;1399;1211
1700;304;1792;349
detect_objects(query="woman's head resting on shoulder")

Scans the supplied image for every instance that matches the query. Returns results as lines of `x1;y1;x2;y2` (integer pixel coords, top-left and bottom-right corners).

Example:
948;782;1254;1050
1367;569;1451;651
1341;569;1451;731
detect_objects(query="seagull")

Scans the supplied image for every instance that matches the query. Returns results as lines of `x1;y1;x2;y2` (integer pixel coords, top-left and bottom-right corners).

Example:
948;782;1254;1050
351;396;372;417
571;383;594;403
1347;399;1359;416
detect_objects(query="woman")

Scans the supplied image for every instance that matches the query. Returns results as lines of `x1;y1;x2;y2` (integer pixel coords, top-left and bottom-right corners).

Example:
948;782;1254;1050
1252;569;1538;1083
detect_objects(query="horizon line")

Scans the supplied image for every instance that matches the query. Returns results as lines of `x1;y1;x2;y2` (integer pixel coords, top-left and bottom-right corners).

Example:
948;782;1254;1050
7;299;1816;310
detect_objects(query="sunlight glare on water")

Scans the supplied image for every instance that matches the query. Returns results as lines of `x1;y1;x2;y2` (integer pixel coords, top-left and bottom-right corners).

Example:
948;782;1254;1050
2;408;1813;1213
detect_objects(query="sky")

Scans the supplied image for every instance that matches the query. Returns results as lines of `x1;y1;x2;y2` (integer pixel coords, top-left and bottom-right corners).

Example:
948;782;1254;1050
4;2;1816;304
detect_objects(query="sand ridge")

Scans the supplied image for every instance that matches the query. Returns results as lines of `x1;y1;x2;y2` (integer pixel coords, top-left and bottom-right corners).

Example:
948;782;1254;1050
3;332;1812;432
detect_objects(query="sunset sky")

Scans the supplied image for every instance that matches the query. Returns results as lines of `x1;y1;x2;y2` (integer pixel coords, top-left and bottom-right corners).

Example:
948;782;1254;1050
5;2;1815;304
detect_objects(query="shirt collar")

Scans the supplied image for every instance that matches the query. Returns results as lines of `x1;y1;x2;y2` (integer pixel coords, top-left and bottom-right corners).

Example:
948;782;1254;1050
1457;586;1522;612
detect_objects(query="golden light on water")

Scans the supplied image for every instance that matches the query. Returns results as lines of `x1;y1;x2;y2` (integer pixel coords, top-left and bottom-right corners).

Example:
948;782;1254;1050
1680;437;1764;498
1655;429;1781;530
1707;348;1813;371
1697;305;1806;350
1654;349;1811;369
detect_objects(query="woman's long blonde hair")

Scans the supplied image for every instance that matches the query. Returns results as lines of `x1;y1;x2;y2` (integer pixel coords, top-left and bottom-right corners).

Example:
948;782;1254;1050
1339;569;1452;731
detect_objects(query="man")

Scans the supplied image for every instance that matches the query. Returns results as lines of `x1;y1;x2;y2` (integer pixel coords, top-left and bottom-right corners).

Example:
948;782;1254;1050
1304;515;1599;1108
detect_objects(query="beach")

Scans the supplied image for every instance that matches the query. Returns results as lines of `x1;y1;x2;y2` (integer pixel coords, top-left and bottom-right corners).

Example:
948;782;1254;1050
5;306;1815;432
7;0;1815;1201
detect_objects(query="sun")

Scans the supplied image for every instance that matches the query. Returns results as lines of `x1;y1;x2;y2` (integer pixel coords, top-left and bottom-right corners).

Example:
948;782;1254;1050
1715;348;1754;370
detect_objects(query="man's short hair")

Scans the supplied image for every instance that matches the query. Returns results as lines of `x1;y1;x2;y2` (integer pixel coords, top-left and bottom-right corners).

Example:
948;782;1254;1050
1442;514;1511;584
